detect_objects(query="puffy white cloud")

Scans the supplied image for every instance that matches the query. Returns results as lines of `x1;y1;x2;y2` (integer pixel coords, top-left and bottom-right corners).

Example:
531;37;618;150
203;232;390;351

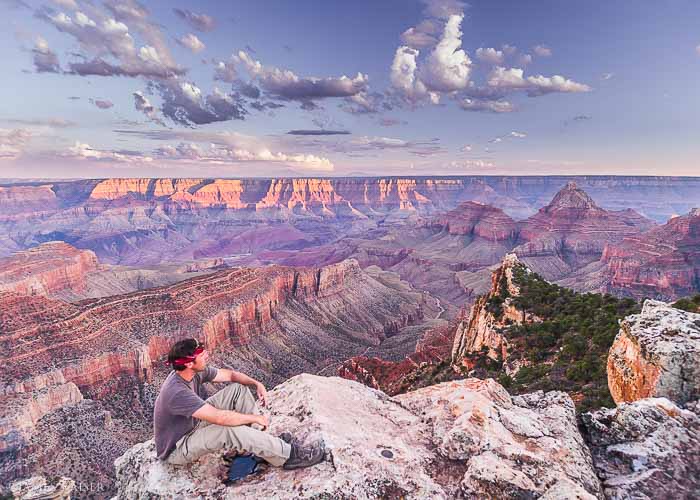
213;59;237;82
420;14;471;92
177;33;205;53
173;8;216;32
509;131;526;138
459;98;515;113
525;74;591;96
475;47;504;65
38;4;184;78
235;50;368;103
63;141;152;162
32;36;60;73
487;66;591;96
533;45;552;57
390;45;427;102
459;144;472;152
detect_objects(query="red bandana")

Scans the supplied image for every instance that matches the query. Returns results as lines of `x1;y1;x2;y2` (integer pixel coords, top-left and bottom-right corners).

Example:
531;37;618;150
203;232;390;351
171;346;205;366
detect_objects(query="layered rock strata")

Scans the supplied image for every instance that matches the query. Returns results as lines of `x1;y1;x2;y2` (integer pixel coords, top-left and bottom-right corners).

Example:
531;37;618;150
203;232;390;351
607;299;700;405
0;242;98;297
114;375;601;499
514;182;655;280
451;253;537;365
601;208;700;300
0;259;426;453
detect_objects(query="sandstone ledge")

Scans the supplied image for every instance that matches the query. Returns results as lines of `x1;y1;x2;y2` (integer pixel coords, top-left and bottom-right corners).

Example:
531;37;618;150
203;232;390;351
114;374;600;499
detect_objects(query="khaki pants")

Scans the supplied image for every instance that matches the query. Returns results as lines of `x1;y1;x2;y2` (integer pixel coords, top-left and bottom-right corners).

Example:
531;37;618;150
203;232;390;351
166;383;291;467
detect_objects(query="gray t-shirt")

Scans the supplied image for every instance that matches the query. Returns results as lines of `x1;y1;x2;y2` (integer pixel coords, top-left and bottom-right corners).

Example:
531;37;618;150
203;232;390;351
154;366;218;460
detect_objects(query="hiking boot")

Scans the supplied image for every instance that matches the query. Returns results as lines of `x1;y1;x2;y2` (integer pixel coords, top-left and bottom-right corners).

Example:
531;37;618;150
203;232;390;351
283;441;325;470
278;432;294;444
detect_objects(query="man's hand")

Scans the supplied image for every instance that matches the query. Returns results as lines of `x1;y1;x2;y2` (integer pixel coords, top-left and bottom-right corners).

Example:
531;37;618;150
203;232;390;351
254;414;270;430
256;382;268;407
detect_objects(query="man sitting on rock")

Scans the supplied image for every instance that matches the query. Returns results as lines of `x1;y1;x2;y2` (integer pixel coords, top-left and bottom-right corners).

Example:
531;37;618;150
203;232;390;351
154;338;324;470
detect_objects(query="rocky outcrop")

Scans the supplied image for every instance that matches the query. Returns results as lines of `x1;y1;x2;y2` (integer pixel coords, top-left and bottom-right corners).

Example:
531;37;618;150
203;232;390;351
515;182;655;280
114;374;601;499
451;254;537;365
601;208;700;300
0;242;98;297
582;398;700;499
9;475;75;500
607;299;700;405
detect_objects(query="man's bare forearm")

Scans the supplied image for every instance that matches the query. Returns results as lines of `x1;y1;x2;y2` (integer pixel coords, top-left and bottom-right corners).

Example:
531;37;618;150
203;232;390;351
214;410;259;427
229;370;261;387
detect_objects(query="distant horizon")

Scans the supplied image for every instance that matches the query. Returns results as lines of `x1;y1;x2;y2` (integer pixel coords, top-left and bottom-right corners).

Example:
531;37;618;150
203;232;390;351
3;173;700;183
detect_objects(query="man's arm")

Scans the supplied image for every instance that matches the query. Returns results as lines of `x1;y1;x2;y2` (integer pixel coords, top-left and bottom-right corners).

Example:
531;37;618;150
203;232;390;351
192;403;269;429
211;369;268;407
212;368;259;386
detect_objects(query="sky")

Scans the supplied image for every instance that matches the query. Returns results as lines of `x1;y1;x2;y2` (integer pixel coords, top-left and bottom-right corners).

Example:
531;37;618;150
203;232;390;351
1;0;699;178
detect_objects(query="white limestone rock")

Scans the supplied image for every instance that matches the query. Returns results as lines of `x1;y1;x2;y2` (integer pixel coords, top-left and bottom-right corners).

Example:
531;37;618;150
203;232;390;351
582;397;700;499
114;374;601;499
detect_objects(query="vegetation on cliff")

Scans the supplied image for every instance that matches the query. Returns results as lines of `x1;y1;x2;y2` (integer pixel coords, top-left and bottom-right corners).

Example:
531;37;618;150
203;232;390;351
503;265;640;411
672;294;700;313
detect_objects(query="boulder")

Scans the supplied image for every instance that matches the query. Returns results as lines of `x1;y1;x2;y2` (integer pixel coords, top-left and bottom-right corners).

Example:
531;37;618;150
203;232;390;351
114;374;601;499
607;300;700;404
582;398;700;499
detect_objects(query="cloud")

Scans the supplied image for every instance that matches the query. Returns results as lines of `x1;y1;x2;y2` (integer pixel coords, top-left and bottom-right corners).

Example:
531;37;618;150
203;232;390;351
132;91;165;125
38;5;185;78
91;98;114;109
446;159;495;169
177;33;205;53
517;53;532;66
475;47;504;65
378;117;404;127
152;80;247;126
390;46;430;103
459;98;515;113
601;72;614;80
509;131;526;138
563;114;592;127
400;20;439;49
287;130;351;136
501;44;517;56
213;59;237;83
4;118;76;128
155;142;334;171
114;128;334;171
62;141;151;162
235;50;369;104
459;144;472;152
0;128;31;159
533;44;552;57
420;14;471;92
422;0;468;19
52;0;77;8
33;36;60;73
487;66;591;96
173;8;216;32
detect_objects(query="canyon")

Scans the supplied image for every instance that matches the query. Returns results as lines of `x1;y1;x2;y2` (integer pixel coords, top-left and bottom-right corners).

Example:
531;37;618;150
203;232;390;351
0;259;438;493
3;175;700;498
